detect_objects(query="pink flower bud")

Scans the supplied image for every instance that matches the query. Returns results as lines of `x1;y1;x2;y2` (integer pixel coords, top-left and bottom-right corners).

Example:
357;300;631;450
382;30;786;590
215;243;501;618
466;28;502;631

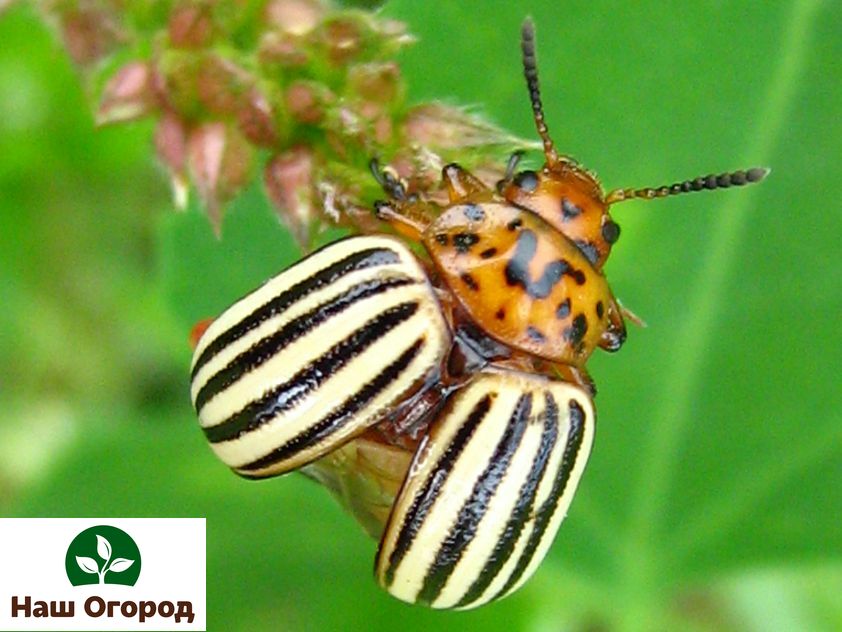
155;110;188;175
348;62;401;104
258;32;310;67
264;0;323;35
264;147;316;245
237;87;281;147
96;61;156;126
61;7;123;67
373;115;393;146
285;81;331;124
188;123;253;232
196;56;252;116
168;3;214;49
321;17;363;65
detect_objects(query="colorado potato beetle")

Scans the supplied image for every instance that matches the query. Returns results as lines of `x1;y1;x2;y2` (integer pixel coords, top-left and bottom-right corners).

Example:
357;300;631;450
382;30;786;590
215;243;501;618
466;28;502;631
376;370;594;609
190;18;768;610
190;235;450;477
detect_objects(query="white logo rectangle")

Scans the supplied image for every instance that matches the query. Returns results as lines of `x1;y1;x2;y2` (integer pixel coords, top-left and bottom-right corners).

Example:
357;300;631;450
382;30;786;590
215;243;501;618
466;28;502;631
0;519;205;631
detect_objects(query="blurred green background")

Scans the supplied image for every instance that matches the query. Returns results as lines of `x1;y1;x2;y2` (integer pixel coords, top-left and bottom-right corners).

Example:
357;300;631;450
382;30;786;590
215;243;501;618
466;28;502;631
1;0;840;630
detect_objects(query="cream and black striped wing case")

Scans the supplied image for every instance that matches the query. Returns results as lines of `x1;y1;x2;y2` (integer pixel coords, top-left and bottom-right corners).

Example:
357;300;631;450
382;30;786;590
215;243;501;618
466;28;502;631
190;235;450;479
375;371;595;610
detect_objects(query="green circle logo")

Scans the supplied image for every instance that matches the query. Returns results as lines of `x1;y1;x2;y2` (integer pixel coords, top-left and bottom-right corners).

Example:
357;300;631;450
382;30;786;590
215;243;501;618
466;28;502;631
65;525;141;586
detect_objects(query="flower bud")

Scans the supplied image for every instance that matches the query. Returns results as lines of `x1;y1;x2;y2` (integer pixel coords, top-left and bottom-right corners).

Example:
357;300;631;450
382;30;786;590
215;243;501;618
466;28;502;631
285;81;332;124
258;32;310;67
60;7;123;67
264;0;324;35
155;110;188;174
188;123;253;231
168;3;214;49
321;16;364;64
348;62;400;104
155;110;189;208
196;56;252;116
264;147;315;245
237;86;282;147
96;61;156;126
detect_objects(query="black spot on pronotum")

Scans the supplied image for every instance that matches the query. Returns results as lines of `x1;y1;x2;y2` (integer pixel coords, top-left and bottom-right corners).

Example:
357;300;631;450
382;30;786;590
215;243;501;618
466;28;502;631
596;301;604;319
435;233;449;246
480;247;498;260
507;218;523;231
601;220;620;244
453;232;480;254
561;198;582;220
526;326;546;343
495;308;506;320
514;170;538;192
462;204;485;221
563;314;588;346
505;230;587;297
460;272;480;291
555;298;571;320
574;240;599;266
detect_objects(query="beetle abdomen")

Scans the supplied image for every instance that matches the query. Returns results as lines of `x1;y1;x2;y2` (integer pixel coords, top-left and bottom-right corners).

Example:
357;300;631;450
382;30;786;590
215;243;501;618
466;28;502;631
190;236;450;478
375;370;594;609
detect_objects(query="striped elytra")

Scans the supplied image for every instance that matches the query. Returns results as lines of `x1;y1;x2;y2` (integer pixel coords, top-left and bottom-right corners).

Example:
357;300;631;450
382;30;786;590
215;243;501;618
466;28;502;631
190;235;450;478
375;370;595;609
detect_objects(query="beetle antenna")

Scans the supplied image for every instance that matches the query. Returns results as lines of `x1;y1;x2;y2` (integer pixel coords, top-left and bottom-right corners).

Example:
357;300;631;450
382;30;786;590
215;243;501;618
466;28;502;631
521;18;559;166
605;167;770;205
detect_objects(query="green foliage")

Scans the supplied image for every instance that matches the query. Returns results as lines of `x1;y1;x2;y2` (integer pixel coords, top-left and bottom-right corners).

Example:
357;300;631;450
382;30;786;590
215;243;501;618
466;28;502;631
1;1;840;630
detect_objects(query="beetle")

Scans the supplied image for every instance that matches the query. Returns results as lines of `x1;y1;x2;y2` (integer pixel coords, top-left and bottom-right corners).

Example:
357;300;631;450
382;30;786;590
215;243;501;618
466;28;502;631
190;235;450;477
190;18;767;610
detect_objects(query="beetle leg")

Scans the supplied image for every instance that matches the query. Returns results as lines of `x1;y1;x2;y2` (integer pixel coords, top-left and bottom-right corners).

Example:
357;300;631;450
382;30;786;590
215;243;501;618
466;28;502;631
370;157;437;240
374;201;431;242
441;163;489;202
598;297;627;353
551;362;596;397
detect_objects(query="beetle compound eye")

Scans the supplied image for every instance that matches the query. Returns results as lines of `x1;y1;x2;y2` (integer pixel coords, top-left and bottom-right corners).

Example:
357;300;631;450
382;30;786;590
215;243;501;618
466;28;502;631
190;235;450;478
601;220;620;244
376;371;595;610
513;170;539;192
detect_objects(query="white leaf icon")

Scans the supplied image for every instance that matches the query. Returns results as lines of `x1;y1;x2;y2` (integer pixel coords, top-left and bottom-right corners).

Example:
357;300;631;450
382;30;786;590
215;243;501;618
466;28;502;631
76;556;99;574
96;535;112;561
107;558;135;574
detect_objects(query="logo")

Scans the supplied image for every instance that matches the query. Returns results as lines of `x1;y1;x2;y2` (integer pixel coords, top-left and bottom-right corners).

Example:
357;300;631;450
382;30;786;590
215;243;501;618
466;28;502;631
65;525;141;586
0;519;205;631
